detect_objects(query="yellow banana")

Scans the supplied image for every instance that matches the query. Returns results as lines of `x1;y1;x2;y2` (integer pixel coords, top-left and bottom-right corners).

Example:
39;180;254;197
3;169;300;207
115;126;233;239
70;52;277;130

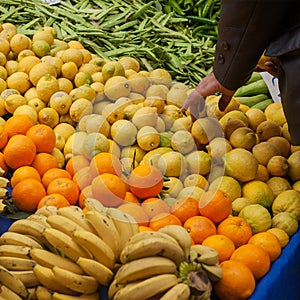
107;278;125;300
57;205;97;234
0;245;31;259
29;248;84;274
46;214;87;237
8;219;48;245
0;176;9;188
158;225;192;260
52;266;99;294
201;263;223;282
0;265;28;298
189;245;219;266
11;270;40;288
160;283;191;300
33;264;74;294
35;205;58;217
76;256;114;286
35;285;52;300
0;187;9;199
0;284;23;300
0;231;43;249
106;207;138;251
120;236;185;266
42;227;92;262
72;229;115;269
114;256;177;284
26;287;38;300
0;256;36;271
113;273;178;300
27;214;51;228
52;291;100;300
85;210;121;259
83;197;107;213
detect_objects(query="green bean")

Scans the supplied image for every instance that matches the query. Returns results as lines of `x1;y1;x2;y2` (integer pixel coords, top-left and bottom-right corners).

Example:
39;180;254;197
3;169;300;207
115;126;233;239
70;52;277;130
128;1;154;20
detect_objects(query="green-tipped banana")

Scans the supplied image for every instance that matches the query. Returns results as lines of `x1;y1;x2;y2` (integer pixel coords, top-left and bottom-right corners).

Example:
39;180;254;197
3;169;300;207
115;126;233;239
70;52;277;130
189;245;219;265
201;263;223;282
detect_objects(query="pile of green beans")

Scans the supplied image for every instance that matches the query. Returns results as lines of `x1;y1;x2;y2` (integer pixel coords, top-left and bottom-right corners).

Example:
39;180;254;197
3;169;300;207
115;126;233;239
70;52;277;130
0;0;220;86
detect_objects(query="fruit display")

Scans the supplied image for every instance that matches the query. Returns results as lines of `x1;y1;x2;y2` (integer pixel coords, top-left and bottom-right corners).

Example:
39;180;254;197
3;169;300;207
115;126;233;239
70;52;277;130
0;6;299;300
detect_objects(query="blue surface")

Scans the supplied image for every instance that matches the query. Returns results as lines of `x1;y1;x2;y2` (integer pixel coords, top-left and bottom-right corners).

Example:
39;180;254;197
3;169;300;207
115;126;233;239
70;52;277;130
1;215;300;299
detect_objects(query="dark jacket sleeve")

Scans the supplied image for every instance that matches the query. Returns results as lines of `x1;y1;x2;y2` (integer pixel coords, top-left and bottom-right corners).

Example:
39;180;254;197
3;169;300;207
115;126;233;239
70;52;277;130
213;0;300;90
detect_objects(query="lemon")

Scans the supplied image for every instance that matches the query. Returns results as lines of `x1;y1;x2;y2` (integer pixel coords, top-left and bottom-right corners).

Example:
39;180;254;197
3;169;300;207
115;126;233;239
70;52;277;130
206;137;232;165
6;71;31;94
293;180;300;192
120;144;146;163
38;107;59;128
53;122;75;142
287;150;300;181
231;197;252;216
224;148;258;182
256;120;282;141
242;180;275;208
61;61;78;80
57;78;73;94
13;104;38;124
4;94;27;114
267;136;290;158
170;116;193;132
104;76;131;101
160;177;184;199
183;173;209;190
229;126;257;150
146;84;169;100
154;116;166;133
157;151;187;178
10;33;32;55
219;110;249;130
0;96;8;116
31;39;51;58
267;176;292;197
51;147;65;169
63;131;88;159
55;133;65;151
166;83;188;108
252;141;281;166
102;61;125;82
101;103;125;125
118;56;140;72
49;91;72;115
74;71;93;88
69;98;93;123
149;68;172;87
267;155;289;176
82;132;110;159
27;97;46;113
84;114;110;136
61;48;84;68
281;122;291;143
131;106;158;129
127;73;150;95
223;118;246;139
110;119;138;147
139;147;172;167
160;104;184;131
177;186;205;200
36;74;59;103
170;130;196;154
207;163;226;184
208;175;242;201
264;102;287;126
245;107;267;131
254;164;270;182
124;104;142;120
267;228;289;248
137;126;160;151
186;150;212;176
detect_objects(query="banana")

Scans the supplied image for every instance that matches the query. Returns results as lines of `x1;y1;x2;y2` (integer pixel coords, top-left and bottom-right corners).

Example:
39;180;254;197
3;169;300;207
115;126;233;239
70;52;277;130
29;248;84;274
76;256;114;286
35;205;58;217
114;256;177;284
57;205;97;234
26;287;37;300
42;227;92;262
11;270;40;287
83;197;107;213
72;230;115;269
113;273;179;300
0;284;23;300
46;214;88;237
0;265;28;298
189;245;219;266
0;231;43;249
201;263;223;282
160;283;191;300
0;245;31;259
0;187;9;199
119;236;185;266
0;176;9;188
108;278;125;300
8;219;48;245
35;285;52;300
27;214;51;228
52;291;100;300
0;256;36;271
158;225;192;260
105;207;138;252
52;266;99;294
33;264;74;294
85;210;121;259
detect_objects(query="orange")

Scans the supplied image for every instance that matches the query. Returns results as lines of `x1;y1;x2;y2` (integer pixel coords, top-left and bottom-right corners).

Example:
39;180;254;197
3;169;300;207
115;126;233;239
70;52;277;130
170;197;199;223
247;231;282;262
11;166;41;188
0;126;8;149
217;216;253;248
124;191;140;204
26;124;56;153
202;234;236;263
213;260;256;300
41;167;72;188
183;215;217;244
118;202;149;226
78;185;93;209
4;114;34;138
141;197;170;219
148;212;182;231
72;166;93;191
198;189;232;223
128;165;164;199
12;178;46;212
65;155;90;177
47;177;79;205
230;244;271;280
139;226;152;232
91;173;127;207
37;193;70;209
3;135;36;169
31;152;58;176
89;152;122;178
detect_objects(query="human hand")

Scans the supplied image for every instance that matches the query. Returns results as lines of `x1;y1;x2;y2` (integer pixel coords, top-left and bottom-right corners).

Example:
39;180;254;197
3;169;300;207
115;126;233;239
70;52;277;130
255;56;279;77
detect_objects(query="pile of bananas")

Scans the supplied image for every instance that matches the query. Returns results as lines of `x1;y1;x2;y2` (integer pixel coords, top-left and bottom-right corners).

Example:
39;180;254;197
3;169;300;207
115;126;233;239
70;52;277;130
0;167;10;212
0;198;223;299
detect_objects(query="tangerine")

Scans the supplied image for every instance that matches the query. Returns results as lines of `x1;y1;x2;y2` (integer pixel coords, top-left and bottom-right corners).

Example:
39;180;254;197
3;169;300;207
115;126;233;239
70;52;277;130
4;114;34;138
41;167;72;188
37;193;70;209
149;212;182;231
65;155;90;177
118;202;149;226
141;197;170;219
11;166;41;188
170;197;199;223
31;152;58;176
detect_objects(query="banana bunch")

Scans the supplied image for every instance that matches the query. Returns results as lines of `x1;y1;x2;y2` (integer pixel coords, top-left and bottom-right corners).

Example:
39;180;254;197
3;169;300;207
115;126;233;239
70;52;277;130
108;225;193;300
0;167;11;213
